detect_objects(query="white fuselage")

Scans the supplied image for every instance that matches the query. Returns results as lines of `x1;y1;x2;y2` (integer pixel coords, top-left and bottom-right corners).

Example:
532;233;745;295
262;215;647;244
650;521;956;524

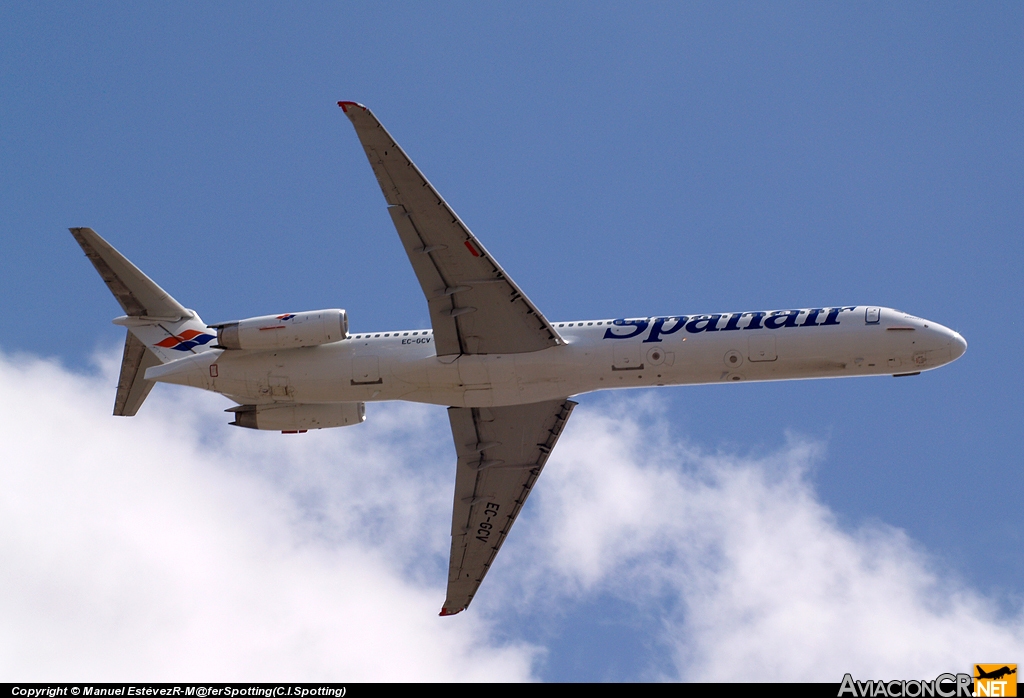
147;306;967;409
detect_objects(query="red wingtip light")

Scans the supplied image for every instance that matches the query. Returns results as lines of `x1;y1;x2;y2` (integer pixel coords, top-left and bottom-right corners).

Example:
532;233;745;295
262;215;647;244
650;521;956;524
337;101;362;112
438;607;463;617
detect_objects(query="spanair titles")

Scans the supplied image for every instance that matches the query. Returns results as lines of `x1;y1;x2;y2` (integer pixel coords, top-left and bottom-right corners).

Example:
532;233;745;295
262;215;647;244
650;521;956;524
69;102;966;615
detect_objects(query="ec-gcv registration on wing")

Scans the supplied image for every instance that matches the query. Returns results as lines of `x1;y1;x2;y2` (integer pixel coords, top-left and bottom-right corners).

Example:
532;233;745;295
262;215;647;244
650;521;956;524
70;101;967;615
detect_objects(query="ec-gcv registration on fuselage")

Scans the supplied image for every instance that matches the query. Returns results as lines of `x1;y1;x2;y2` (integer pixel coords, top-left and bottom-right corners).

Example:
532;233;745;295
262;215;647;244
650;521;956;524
72;101;967;616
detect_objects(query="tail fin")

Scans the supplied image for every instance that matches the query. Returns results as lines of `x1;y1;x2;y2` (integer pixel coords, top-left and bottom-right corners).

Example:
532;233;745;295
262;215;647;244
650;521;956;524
70;227;215;415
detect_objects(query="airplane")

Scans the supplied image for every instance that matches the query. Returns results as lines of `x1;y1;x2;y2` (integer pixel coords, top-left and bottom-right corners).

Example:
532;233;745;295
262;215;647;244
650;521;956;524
975;666;1017;681
70;101;968;616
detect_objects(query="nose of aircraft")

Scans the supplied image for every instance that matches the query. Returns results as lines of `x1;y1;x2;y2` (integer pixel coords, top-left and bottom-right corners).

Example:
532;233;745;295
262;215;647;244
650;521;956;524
928;321;967;362
949;330;967;361
918;318;967;365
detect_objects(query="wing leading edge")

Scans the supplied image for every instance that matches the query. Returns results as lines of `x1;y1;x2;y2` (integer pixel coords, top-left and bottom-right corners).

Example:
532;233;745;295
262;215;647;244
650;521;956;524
338;101;562;356
442;398;577;615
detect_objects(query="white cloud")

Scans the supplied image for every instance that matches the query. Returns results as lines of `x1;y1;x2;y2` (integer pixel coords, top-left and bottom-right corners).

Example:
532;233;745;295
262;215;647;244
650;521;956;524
0;350;535;681
522;398;1024;681
1;350;1021;682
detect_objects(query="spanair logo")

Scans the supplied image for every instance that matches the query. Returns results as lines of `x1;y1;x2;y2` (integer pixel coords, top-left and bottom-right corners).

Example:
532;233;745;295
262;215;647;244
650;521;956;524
154;329;216;351
602;307;859;343
277;314;296;321
974;665;1017;697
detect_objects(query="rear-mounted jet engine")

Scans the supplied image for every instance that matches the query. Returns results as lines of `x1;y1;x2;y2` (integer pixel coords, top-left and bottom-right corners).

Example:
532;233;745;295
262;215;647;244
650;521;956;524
214;309;348;350
227;402;366;431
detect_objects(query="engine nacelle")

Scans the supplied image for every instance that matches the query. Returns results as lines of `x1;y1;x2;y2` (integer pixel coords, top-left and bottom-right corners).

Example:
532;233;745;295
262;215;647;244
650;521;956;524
228;402;365;431
216;309;347;350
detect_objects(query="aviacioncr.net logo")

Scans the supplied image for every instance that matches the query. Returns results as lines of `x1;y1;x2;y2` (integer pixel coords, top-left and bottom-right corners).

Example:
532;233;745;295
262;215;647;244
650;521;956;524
839;673;973;698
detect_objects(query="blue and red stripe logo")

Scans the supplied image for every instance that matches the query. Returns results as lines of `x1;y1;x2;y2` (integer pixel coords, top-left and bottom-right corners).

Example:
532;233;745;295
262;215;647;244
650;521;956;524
155;329;216;351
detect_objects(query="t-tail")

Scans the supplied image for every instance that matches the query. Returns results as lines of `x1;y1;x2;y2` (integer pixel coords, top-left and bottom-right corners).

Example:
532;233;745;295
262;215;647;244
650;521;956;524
69;228;216;416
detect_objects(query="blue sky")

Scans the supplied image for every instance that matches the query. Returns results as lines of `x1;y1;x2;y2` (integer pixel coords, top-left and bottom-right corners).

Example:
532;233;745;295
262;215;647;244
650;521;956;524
1;2;1022;681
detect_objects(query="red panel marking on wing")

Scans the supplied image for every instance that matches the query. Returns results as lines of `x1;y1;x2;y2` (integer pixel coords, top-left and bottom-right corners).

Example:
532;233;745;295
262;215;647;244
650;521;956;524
464;240;481;257
337;101;363;112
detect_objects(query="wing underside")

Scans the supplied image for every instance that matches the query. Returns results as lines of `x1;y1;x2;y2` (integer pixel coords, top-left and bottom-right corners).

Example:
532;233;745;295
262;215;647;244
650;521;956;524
442;398;577;615
339;101;562;356
69;227;189;320
114;331;160;416
338;102;575;614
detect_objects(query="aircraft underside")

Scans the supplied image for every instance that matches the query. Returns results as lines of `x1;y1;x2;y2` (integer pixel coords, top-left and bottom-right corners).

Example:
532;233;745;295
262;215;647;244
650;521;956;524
147;305;964;410
69;101;966;616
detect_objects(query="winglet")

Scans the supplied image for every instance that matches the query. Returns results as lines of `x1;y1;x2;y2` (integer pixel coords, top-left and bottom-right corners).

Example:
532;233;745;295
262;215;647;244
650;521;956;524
438;606;464;617
337;101;365;113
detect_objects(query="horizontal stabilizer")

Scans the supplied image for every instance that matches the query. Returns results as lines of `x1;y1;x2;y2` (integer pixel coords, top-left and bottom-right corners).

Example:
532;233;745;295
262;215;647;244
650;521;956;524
71;227;211;416
114;331;160;416
69;227;189;319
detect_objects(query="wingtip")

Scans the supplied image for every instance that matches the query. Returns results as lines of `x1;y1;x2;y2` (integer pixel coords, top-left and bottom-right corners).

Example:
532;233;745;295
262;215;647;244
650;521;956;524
68;227;96;248
337;100;365;113
439;606;464;617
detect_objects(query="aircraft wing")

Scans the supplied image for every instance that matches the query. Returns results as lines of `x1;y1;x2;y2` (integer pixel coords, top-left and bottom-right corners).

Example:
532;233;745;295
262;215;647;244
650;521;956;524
441;398;577;615
339;101;562;356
